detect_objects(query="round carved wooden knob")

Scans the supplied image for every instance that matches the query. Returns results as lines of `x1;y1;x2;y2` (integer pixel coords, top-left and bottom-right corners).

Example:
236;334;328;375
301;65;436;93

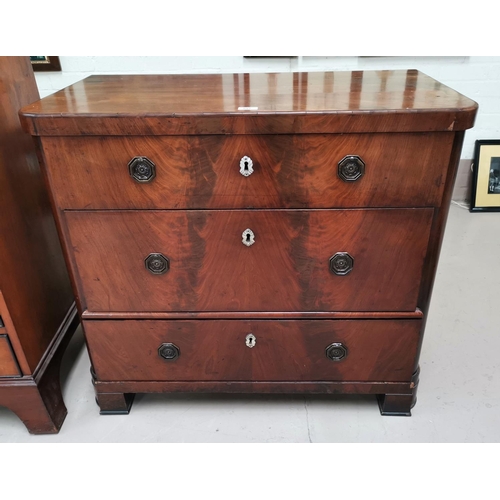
329;252;354;275
338;155;365;182
158;343;180;361
145;253;169;275
128;156;156;183
326;342;348;361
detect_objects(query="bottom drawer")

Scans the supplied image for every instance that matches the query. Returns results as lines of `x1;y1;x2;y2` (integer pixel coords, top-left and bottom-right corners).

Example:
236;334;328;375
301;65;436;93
0;334;22;377
85;319;420;383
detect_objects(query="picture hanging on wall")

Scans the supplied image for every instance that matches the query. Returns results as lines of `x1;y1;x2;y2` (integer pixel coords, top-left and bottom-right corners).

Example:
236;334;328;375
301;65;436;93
30;56;61;72
470;140;500;212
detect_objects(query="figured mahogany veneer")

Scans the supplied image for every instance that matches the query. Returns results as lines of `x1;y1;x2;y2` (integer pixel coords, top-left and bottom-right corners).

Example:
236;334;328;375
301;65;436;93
40;133;453;209
66;209;432;313
20;69;478;418
85;319;421;382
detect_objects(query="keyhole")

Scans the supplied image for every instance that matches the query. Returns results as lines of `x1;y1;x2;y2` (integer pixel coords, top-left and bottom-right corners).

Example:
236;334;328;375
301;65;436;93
242;228;255;247
240;156;254;177
246;333;256;348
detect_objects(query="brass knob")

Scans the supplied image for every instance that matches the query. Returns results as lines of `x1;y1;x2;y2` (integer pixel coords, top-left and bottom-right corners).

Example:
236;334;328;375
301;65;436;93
326;343;347;361
128;156;156;183
338;155;365;182
329;252;354;276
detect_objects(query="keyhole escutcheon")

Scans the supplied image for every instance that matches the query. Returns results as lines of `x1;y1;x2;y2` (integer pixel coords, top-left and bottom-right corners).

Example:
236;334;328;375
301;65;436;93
242;228;255;247
239;156;254;177
246;333;256;348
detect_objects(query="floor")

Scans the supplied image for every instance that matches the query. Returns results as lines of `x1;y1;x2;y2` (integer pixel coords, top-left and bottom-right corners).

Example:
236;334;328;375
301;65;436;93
0;204;499;442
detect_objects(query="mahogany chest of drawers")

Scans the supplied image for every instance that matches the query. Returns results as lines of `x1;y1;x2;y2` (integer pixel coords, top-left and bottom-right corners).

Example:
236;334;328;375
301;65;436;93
20;70;477;416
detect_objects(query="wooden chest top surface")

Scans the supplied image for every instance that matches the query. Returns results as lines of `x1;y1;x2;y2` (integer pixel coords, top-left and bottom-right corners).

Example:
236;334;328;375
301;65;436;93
20;70;478;135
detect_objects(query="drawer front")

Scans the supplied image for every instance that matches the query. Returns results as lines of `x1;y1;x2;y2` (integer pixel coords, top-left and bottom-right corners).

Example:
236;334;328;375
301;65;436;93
85;319;421;382
42;133;453;209
66;209;432;313
0;335;21;377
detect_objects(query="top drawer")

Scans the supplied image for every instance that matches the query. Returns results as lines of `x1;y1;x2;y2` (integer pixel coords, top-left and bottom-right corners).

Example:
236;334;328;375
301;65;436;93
40;133;454;210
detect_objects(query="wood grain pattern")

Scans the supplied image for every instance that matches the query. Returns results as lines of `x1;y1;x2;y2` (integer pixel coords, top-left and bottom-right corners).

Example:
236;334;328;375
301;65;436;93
19;70;477;136
40;132;454;209
414;132;467;373
65;209;433;313
0;56;74;373
0;57;78;434
85;319;421;382
0;335;21;377
418;132;466;314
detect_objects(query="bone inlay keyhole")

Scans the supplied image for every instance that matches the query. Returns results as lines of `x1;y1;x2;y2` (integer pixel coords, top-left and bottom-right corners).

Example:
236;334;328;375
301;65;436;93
242;228;255;247
246;334;256;348
239;156;254;177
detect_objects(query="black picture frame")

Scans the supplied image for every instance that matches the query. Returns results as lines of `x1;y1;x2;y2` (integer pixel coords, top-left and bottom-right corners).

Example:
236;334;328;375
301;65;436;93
470;139;500;212
30;56;61;72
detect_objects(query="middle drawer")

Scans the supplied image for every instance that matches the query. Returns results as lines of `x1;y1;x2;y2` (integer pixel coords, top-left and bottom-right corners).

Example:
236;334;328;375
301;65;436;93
66;209;432;313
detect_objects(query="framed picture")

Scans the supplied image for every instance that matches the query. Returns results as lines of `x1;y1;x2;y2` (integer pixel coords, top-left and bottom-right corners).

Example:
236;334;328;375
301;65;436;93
470;140;500;212
30;56;61;72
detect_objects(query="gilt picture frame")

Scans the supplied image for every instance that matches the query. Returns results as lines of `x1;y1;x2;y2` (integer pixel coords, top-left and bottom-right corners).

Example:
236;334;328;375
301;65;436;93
470;140;500;212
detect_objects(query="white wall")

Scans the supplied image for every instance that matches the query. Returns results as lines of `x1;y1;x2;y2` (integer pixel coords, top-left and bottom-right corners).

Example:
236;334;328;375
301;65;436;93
34;56;500;160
